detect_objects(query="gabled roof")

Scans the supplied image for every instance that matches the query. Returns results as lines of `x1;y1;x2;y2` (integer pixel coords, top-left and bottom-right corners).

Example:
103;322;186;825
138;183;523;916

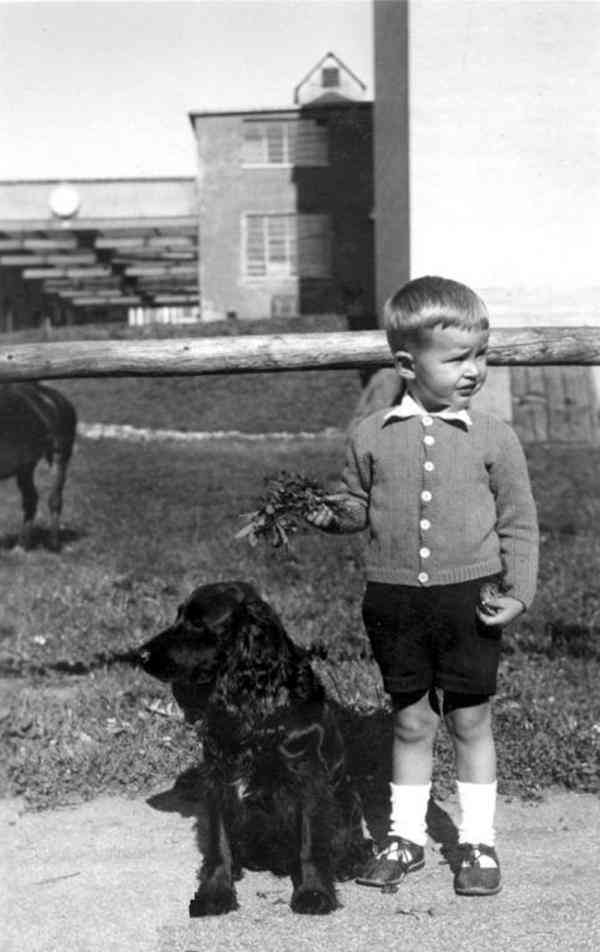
293;51;367;105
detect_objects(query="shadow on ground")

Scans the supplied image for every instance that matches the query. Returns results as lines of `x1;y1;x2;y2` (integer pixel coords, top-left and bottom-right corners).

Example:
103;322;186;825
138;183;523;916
0;525;83;551
145;704;461;891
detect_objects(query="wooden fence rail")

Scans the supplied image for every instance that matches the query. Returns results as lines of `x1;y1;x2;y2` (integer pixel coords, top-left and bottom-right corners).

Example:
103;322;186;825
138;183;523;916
1;327;599;381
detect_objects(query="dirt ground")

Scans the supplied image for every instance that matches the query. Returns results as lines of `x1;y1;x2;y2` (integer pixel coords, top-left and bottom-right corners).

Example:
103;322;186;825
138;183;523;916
2;788;599;952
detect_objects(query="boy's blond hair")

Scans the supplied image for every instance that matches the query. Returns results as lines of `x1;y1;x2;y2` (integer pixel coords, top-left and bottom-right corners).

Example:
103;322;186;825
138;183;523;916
384;276;489;353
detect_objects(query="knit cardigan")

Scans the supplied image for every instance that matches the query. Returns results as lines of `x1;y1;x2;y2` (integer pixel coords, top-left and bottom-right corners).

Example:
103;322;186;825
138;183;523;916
332;408;539;608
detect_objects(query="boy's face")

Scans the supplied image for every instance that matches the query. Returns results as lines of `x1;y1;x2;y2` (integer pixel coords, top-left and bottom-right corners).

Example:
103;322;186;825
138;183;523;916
395;324;489;412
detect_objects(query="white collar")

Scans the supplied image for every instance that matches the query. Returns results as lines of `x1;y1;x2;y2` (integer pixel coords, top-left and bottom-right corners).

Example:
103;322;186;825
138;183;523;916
383;391;472;428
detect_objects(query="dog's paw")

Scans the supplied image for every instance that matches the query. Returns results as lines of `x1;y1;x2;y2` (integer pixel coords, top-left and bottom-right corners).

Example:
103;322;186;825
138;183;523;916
334;838;377;880
189;882;239;917
291;884;338;915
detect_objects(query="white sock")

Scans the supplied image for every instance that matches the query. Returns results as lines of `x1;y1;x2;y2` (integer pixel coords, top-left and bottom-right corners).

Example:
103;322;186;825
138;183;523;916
388;782;431;847
457;780;497;848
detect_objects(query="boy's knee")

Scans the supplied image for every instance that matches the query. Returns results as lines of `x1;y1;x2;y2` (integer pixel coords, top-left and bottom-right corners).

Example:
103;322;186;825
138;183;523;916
445;696;492;741
392;691;439;743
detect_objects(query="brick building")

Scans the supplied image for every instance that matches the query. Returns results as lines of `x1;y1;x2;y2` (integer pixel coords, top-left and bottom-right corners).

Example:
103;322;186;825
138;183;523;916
190;52;374;322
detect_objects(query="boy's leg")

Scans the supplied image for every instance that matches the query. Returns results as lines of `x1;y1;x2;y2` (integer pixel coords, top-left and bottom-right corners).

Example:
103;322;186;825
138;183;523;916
356;690;439;887
444;693;501;895
445;692;496;785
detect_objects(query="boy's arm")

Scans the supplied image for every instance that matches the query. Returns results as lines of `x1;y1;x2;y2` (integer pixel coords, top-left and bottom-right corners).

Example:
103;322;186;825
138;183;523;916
488;422;539;610
307;435;371;533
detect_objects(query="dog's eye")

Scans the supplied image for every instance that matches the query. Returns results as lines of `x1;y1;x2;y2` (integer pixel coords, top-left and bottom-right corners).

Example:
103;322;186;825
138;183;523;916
185;610;210;631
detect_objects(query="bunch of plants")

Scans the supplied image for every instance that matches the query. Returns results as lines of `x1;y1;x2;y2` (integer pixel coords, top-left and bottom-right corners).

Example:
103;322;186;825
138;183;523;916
235;470;350;548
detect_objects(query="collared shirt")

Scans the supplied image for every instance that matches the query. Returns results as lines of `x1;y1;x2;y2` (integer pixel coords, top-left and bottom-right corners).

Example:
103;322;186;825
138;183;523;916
383;392;472;429
332;406;539;607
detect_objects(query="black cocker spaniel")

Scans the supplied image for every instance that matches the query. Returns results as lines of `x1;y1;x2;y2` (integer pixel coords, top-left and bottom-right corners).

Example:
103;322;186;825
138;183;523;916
133;580;374;916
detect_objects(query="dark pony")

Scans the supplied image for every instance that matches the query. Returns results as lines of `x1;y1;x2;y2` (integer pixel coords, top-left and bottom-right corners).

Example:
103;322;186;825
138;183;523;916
131;580;374;916
0;382;77;550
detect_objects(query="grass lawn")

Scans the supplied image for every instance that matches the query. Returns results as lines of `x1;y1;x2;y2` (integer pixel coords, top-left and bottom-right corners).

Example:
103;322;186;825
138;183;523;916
56;370;363;434
0;359;598;810
6;314;367;435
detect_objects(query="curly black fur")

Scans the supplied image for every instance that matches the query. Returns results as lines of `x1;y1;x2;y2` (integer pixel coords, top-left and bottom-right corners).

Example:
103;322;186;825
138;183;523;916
134;580;374;916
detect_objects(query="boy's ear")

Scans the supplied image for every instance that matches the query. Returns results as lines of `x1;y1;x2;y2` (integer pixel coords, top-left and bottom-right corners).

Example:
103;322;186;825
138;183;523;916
393;350;415;380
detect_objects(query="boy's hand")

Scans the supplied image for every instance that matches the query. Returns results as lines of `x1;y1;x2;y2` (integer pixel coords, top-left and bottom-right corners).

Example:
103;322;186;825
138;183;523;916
477;593;524;627
305;494;347;530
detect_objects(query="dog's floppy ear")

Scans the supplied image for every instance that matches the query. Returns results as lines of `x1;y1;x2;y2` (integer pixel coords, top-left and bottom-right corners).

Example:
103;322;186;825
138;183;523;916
233;591;291;655
239;588;287;631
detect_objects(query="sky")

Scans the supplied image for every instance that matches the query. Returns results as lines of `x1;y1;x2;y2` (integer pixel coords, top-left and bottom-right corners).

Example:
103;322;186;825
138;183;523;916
407;0;600;295
1;0;598;296
0;0;374;179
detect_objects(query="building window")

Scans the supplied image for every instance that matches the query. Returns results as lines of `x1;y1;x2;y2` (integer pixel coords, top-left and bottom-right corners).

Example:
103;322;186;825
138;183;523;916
244;213;331;279
242;118;328;166
321;67;340;88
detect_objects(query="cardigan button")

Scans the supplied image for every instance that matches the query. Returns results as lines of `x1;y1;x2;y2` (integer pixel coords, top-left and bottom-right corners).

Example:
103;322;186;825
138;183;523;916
418;572;429;584
422;416;433;427
421;490;432;503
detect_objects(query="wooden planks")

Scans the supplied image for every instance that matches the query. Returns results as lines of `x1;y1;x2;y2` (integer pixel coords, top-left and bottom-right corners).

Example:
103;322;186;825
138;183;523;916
512;366;599;443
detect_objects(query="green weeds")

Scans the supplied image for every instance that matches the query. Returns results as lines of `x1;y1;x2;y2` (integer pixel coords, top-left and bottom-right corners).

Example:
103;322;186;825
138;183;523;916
0;423;598;808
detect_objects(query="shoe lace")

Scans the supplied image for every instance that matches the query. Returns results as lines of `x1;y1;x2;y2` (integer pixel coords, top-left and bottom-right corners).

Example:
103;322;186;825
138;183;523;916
379;840;415;864
461;844;497;868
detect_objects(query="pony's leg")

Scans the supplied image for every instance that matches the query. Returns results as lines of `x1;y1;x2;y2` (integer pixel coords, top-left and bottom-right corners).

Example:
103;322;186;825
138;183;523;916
16;463;37;549
47;454;68;551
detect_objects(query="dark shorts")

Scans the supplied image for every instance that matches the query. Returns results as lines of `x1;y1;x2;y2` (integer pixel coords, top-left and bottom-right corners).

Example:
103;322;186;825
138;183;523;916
362;579;502;696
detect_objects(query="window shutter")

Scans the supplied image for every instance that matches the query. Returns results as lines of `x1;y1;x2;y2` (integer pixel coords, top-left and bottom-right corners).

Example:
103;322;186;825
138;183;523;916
245;215;266;276
294;119;328;166
322;67;340;88
243;122;265;164
267;216;288;263
297;214;331;278
243;118;328;166
287;217;298;275
266;123;286;163
244;214;305;277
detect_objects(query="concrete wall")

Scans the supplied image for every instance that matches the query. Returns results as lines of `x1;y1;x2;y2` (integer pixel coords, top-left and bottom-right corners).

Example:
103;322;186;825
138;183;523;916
0;178;197;224
192;106;374;322
194;113;298;321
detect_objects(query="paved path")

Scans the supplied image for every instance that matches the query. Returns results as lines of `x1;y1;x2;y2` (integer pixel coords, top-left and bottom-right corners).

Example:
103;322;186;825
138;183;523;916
2;790;599;952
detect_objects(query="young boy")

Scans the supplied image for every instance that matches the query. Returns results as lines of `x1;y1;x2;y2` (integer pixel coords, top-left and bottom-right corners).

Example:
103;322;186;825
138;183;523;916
307;276;538;896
